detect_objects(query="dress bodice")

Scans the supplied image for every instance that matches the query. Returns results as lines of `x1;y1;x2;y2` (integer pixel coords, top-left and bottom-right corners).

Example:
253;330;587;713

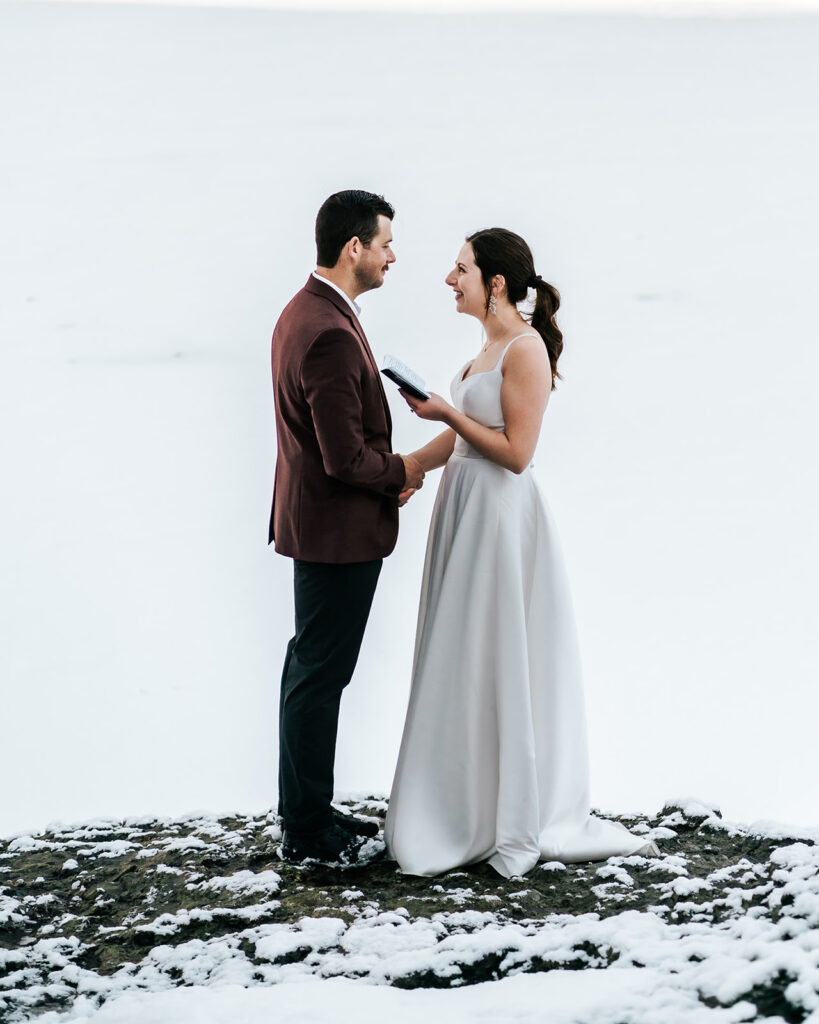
449;333;539;459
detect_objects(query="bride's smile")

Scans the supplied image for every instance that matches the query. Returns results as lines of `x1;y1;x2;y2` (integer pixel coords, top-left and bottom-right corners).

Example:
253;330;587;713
445;243;486;318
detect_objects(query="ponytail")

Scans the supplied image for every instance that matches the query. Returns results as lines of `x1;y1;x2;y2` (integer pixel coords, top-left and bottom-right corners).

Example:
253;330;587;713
529;278;563;391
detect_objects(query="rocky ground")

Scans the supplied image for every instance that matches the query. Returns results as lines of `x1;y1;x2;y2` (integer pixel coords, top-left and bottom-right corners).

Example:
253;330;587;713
1;798;817;1022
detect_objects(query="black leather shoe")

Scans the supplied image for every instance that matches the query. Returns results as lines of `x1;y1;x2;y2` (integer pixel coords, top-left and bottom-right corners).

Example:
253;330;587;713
332;807;380;837
279;824;366;866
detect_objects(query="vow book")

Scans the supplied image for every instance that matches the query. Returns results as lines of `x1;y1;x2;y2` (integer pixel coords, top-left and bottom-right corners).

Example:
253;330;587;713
380;355;430;401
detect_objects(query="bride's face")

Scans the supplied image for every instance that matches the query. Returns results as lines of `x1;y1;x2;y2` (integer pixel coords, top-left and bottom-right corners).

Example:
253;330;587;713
445;243;487;320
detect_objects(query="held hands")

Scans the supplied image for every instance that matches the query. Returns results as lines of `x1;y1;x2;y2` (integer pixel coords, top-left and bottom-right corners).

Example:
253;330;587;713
397;487;416;507
400;454;425;492
398;389;452;423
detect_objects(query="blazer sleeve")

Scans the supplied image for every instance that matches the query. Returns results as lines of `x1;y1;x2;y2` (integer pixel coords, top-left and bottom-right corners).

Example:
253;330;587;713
301;327;407;496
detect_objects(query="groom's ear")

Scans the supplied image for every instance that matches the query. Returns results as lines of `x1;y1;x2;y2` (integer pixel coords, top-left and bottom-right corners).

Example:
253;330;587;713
346;236;364;262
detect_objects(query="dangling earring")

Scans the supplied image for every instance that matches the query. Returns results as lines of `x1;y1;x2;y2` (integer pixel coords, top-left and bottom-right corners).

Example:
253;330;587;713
489;294;498;315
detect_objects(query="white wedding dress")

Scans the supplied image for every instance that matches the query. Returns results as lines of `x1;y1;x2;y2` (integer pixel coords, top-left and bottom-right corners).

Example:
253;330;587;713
384;334;658;878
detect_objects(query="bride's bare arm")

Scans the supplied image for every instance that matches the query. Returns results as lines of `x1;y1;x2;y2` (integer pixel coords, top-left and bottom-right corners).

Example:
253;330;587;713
400;339;550;474
410;428;456;472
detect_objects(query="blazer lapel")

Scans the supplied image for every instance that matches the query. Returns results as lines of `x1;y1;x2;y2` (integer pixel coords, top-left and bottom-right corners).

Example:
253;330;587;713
304;276;394;434
347;310;393;435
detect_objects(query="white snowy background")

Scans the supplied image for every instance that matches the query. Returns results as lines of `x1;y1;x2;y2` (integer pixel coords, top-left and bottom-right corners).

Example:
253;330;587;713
2;0;818;842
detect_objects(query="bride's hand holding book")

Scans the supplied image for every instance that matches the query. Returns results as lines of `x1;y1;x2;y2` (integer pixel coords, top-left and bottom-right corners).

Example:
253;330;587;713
398;388;451;422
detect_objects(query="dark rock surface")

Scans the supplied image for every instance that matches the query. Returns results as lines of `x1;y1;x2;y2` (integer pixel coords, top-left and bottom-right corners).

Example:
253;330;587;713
1;798;817;1022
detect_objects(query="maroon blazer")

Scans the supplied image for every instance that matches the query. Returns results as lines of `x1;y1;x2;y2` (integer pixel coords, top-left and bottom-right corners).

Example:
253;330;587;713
268;275;407;563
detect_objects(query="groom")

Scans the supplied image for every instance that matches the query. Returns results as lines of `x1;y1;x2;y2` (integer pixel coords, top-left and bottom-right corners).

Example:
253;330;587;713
269;190;425;865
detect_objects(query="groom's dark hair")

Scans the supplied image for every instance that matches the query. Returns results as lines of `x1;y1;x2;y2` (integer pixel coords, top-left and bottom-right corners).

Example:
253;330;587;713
315;190;395;268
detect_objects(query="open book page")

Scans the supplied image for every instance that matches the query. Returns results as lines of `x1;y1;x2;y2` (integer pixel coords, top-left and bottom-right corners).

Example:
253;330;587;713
380;355;430;401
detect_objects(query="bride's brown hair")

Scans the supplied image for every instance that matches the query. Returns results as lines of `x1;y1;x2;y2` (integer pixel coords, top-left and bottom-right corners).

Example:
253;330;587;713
466;227;563;390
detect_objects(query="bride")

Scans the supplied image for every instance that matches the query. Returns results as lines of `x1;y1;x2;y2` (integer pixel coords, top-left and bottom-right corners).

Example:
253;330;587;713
384;227;658;878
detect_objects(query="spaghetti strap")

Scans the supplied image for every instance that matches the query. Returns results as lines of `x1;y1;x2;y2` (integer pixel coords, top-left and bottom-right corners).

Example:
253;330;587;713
497;332;540;371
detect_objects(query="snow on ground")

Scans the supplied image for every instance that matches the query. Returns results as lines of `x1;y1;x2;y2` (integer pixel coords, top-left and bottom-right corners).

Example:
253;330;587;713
1;798;818;1022
12;972;763;1024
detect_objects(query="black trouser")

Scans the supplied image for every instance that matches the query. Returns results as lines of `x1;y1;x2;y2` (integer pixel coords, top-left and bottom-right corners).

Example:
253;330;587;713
277;557;383;834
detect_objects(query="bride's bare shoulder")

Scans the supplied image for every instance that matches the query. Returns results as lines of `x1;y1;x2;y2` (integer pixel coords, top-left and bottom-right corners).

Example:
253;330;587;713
502;332;550;376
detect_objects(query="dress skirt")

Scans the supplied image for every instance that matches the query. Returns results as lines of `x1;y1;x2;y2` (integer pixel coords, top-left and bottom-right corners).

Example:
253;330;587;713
384;453;656;878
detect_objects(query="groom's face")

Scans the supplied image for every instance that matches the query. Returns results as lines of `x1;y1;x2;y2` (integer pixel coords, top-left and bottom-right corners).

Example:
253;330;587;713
353;215;396;292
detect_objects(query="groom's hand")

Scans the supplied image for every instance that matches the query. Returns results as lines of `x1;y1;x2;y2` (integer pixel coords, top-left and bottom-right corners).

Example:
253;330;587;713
398;487;416;507
400;454;425;491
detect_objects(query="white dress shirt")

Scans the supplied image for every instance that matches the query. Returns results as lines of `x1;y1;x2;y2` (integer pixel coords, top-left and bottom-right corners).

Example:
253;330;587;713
312;271;361;319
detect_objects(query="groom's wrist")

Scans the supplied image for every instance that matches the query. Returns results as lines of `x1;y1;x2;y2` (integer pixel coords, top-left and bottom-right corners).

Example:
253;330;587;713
383;452;408;495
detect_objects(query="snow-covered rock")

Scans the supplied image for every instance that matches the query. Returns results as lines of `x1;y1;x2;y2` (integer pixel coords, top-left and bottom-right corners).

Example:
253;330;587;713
1;797;817;1023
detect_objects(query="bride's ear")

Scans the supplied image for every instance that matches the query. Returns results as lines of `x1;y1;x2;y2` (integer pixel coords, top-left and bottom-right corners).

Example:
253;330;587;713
491;274;507;298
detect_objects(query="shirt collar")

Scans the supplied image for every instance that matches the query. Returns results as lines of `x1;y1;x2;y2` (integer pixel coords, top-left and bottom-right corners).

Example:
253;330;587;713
311;271;361;319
